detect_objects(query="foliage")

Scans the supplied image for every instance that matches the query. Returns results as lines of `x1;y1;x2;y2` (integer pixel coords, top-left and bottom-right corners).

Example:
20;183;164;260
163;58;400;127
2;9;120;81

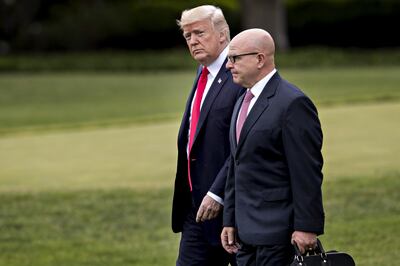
286;0;400;47
1;0;400;53
0;0;239;52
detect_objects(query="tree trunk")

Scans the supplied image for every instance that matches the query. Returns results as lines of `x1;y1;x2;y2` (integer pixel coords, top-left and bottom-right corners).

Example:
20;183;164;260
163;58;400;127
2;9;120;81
240;0;290;51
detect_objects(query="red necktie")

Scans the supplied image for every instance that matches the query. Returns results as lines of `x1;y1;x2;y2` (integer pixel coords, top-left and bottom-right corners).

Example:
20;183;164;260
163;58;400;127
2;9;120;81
187;66;209;191
236;90;254;143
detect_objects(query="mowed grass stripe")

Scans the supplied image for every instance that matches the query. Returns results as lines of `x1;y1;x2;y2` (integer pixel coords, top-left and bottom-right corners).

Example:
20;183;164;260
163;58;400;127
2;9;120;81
320;102;400;180
1;102;399;192
0;121;178;192
1;67;400;134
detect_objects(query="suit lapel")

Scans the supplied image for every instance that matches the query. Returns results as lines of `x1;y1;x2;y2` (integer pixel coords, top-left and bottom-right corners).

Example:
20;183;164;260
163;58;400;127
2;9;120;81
191;62;229;147
230;93;244;152
177;68;202;147
235;72;281;155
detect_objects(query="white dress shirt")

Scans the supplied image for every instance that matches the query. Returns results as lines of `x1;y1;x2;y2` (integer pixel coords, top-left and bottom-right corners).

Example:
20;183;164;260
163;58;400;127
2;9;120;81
187;46;229;205
238;68;277;120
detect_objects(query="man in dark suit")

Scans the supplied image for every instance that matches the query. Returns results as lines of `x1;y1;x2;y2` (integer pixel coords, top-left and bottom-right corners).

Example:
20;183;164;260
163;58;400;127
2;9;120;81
172;5;245;266
221;29;325;266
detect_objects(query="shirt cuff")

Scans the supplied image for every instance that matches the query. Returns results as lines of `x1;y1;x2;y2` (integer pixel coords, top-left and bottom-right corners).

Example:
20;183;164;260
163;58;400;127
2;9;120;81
207;191;224;206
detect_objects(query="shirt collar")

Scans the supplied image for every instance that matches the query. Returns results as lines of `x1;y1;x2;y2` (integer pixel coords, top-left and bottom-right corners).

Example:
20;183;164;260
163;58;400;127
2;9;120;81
249;68;277;98
205;46;228;78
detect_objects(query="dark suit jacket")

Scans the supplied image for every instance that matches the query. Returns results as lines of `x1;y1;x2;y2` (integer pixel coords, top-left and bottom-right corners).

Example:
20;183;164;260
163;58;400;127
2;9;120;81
223;72;325;246
172;61;245;244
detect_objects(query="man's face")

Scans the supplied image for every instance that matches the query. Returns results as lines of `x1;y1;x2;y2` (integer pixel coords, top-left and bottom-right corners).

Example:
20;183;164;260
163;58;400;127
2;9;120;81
226;43;259;88
182;20;224;66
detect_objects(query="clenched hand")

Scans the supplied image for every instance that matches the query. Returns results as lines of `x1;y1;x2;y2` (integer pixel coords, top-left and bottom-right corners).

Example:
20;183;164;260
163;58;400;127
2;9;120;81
221;227;240;254
291;231;317;254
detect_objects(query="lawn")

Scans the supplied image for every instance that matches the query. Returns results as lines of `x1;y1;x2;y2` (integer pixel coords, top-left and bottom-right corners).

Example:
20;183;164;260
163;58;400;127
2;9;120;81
0;67;399;265
1;67;400;134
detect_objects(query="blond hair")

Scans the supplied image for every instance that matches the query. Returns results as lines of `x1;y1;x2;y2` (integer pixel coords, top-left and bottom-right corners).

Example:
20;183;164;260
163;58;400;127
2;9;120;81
177;5;230;42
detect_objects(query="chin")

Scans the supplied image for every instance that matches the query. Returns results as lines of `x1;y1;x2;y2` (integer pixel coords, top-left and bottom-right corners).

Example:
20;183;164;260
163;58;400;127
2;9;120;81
193;54;209;65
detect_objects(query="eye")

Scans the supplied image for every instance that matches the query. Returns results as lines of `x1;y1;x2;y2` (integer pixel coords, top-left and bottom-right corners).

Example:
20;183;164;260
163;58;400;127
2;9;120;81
184;34;191;41
228;55;237;63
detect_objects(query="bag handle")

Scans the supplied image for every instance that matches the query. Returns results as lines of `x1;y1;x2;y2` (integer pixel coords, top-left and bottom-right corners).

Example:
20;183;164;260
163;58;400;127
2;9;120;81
292;239;329;264
292;241;304;264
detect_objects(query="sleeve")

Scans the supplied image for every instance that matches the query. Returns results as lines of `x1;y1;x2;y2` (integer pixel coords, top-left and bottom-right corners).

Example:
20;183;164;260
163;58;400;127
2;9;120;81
282;96;325;235
222;155;236;227
209;157;230;198
207;191;223;205
209;85;245;197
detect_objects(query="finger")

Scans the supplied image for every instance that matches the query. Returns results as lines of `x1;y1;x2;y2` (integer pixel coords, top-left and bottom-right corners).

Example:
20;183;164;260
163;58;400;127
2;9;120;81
299;245;305;254
221;231;230;252
200;207;210;222
227;230;235;245
221;231;228;245
196;206;204;223
226;246;235;254
311;239;317;248
208;209;217;220
206;207;218;220
205;205;217;221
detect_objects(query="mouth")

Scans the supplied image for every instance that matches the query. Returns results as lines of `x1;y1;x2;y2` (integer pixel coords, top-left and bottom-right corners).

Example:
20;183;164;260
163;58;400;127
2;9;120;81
192;49;204;55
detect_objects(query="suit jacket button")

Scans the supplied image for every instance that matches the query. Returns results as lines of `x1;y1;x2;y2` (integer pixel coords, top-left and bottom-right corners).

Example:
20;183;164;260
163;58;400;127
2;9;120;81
191;158;197;162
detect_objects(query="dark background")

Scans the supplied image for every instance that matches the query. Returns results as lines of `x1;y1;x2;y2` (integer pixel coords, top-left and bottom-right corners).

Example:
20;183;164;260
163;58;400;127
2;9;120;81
1;0;399;54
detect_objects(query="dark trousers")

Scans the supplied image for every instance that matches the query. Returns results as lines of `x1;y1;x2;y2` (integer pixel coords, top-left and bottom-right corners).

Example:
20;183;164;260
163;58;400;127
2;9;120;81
176;206;236;266
236;241;294;266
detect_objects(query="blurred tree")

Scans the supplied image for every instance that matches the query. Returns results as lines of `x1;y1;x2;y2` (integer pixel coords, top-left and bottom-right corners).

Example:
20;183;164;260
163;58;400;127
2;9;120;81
1;0;399;53
239;0;290;51
0;0;42;53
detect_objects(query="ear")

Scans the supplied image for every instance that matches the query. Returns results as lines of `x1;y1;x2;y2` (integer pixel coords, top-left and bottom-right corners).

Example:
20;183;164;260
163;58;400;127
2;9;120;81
256;53;266;69
219;30;226;43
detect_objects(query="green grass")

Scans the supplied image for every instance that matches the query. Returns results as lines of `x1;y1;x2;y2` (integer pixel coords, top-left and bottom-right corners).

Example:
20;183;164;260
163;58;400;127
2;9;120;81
1;66;400;134
1;67;400;265
0;122;178;192
0;177;398;265
1;48;400;72
1;102;400;265
0;72;193;133
0;50;197;72
1;103;399;192
0;189;180;266
0;175;396;266
321;174;400;266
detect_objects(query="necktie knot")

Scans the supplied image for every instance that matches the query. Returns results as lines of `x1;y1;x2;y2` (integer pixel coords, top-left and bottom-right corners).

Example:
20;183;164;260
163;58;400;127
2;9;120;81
201;66;209;77
244;90;254;103
236;90;254;143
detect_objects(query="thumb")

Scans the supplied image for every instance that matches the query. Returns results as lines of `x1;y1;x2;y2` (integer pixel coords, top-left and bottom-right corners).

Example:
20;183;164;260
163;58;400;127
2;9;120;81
227;229;235;245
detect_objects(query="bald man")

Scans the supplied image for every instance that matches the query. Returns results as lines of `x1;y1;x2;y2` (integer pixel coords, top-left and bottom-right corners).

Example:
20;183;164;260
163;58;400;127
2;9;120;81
221;29;325;265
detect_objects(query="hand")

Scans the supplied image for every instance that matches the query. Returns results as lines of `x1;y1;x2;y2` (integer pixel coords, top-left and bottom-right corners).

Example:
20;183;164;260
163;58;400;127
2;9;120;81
196;195;222;222
291;231;317;254
221;227;240;254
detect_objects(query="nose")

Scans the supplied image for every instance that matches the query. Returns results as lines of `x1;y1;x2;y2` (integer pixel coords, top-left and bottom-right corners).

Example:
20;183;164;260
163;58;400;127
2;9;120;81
226;59;233;70
188;34;199;46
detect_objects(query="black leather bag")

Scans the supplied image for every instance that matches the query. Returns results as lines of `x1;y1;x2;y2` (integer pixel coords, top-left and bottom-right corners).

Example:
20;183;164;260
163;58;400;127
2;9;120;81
290;239;355;266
